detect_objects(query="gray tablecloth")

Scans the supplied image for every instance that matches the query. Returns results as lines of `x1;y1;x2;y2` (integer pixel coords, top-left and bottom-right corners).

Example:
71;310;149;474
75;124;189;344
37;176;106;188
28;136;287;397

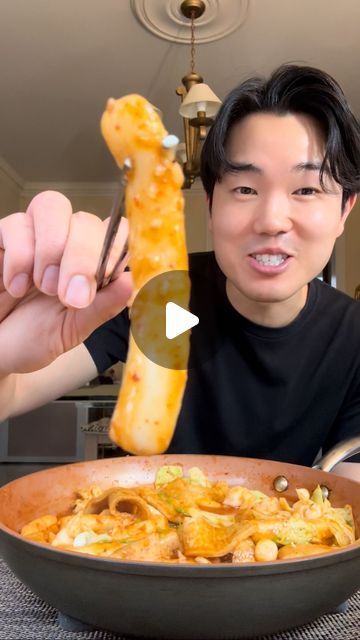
0;557;359;640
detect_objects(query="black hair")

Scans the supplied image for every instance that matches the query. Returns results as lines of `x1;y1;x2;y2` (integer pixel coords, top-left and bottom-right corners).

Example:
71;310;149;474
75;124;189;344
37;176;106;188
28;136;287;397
200;64;360;209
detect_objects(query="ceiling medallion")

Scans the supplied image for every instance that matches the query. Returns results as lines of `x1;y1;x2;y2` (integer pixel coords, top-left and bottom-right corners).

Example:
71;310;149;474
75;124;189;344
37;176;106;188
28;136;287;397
130;0;249;44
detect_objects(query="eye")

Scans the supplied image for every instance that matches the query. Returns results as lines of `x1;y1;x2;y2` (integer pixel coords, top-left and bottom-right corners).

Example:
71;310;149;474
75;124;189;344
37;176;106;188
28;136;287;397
233;186;257;195
294;187;320;196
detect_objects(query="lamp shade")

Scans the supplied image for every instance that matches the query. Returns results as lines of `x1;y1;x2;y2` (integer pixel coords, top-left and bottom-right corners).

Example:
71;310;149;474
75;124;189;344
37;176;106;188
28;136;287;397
179;83;221;119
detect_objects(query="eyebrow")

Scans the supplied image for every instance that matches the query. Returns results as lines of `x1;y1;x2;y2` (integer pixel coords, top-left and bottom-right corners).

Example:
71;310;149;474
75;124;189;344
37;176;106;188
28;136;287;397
224;160;325;175
225;162;263;175
292;161;323;173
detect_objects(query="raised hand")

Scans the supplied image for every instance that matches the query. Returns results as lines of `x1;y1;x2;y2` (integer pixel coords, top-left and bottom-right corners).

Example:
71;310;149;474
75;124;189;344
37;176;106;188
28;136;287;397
0;190;132;375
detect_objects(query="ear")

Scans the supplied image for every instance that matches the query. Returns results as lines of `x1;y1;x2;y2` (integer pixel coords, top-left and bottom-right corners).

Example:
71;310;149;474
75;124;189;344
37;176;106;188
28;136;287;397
336;193;357;237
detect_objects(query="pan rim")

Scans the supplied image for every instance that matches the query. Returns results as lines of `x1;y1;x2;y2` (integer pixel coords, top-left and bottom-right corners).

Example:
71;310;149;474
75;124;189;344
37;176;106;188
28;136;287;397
1;453;359;577
1;453;360;484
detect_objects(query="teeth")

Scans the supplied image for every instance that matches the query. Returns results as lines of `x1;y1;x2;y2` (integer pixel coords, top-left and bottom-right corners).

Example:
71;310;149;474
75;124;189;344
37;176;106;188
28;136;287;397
254;254;287;266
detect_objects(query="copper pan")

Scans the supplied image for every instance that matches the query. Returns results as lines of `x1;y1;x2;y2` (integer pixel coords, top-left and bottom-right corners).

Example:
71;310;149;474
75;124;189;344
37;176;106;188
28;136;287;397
0;437;359;639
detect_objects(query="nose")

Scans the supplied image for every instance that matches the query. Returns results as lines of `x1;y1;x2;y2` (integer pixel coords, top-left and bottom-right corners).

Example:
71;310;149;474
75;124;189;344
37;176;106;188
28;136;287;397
252;192;293;236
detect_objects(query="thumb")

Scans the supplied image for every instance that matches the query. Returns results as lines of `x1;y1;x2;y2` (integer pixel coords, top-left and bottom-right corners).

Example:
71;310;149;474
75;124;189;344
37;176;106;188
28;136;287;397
74;271;133;339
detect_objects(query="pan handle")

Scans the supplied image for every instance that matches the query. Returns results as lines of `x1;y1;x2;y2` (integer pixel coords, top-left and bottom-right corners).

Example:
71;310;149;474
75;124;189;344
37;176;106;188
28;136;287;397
313;436;360;472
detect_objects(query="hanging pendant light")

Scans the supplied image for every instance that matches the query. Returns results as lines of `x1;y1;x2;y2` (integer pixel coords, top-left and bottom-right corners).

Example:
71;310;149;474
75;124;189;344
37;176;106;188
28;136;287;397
176;0;221;188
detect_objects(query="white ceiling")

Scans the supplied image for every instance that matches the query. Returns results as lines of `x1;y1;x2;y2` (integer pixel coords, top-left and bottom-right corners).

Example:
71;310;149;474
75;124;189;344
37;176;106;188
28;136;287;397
1;0;360;183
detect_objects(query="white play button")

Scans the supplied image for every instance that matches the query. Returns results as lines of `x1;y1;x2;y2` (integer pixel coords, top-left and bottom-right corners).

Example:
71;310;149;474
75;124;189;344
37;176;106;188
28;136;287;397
166;302;199;340
130;270;207;369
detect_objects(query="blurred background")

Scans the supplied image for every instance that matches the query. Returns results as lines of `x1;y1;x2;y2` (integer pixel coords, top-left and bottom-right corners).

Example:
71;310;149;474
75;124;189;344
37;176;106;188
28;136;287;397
1;0;360;293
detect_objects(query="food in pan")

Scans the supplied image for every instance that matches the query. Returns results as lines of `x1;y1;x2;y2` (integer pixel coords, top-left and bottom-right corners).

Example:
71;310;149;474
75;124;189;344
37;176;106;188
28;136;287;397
21;466;356;563
100;95;189;456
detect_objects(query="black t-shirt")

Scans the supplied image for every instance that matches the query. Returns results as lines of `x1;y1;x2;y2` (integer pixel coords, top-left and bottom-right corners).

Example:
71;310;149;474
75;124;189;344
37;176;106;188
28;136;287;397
84;251;360;466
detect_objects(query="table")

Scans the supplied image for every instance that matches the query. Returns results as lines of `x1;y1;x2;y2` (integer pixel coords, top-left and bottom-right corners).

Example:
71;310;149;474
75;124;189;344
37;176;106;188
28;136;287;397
0;557;358;640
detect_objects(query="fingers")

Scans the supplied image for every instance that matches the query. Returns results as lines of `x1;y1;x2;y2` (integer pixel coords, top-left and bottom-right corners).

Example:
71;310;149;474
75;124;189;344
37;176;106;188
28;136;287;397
57;211;105;307
71;270;134;341
0;191;73;299
28;190;73;294
57;214;129;308
0;212;35;297
1;190;129;309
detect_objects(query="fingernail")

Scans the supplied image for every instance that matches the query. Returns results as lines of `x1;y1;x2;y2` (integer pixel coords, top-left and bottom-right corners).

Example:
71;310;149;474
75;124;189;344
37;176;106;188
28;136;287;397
9;273;30;297
65;275;92;308
41;265;60;295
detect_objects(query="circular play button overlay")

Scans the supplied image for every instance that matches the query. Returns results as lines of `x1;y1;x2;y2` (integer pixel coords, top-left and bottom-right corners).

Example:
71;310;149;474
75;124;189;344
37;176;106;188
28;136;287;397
130;270;193;370
130;267;225;370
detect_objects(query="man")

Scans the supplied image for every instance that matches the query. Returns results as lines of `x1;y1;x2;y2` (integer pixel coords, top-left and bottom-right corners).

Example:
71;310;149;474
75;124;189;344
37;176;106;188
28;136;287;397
0;65;359;479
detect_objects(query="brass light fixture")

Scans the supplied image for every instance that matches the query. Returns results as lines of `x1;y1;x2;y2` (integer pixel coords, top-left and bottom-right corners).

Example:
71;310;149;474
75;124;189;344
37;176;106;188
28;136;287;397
176;0;221;188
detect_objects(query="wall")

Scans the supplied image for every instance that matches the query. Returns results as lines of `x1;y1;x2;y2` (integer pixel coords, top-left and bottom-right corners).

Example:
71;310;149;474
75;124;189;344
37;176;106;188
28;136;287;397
19;179;210;253
334;232;347;294
182;184;211;252
343;198;360;297
0;158;22;217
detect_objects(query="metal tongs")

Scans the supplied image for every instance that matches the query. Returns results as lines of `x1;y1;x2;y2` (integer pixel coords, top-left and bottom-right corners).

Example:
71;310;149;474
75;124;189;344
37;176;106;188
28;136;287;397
95;167;129;289
95;132;178;289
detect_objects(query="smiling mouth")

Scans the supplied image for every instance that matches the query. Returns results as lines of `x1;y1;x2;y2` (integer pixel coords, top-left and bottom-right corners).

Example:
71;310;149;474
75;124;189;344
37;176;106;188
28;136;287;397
251;253;289;267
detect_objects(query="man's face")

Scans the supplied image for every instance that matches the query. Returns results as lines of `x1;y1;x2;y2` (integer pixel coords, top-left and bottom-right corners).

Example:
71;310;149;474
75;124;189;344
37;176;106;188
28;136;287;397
209;112;355;316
